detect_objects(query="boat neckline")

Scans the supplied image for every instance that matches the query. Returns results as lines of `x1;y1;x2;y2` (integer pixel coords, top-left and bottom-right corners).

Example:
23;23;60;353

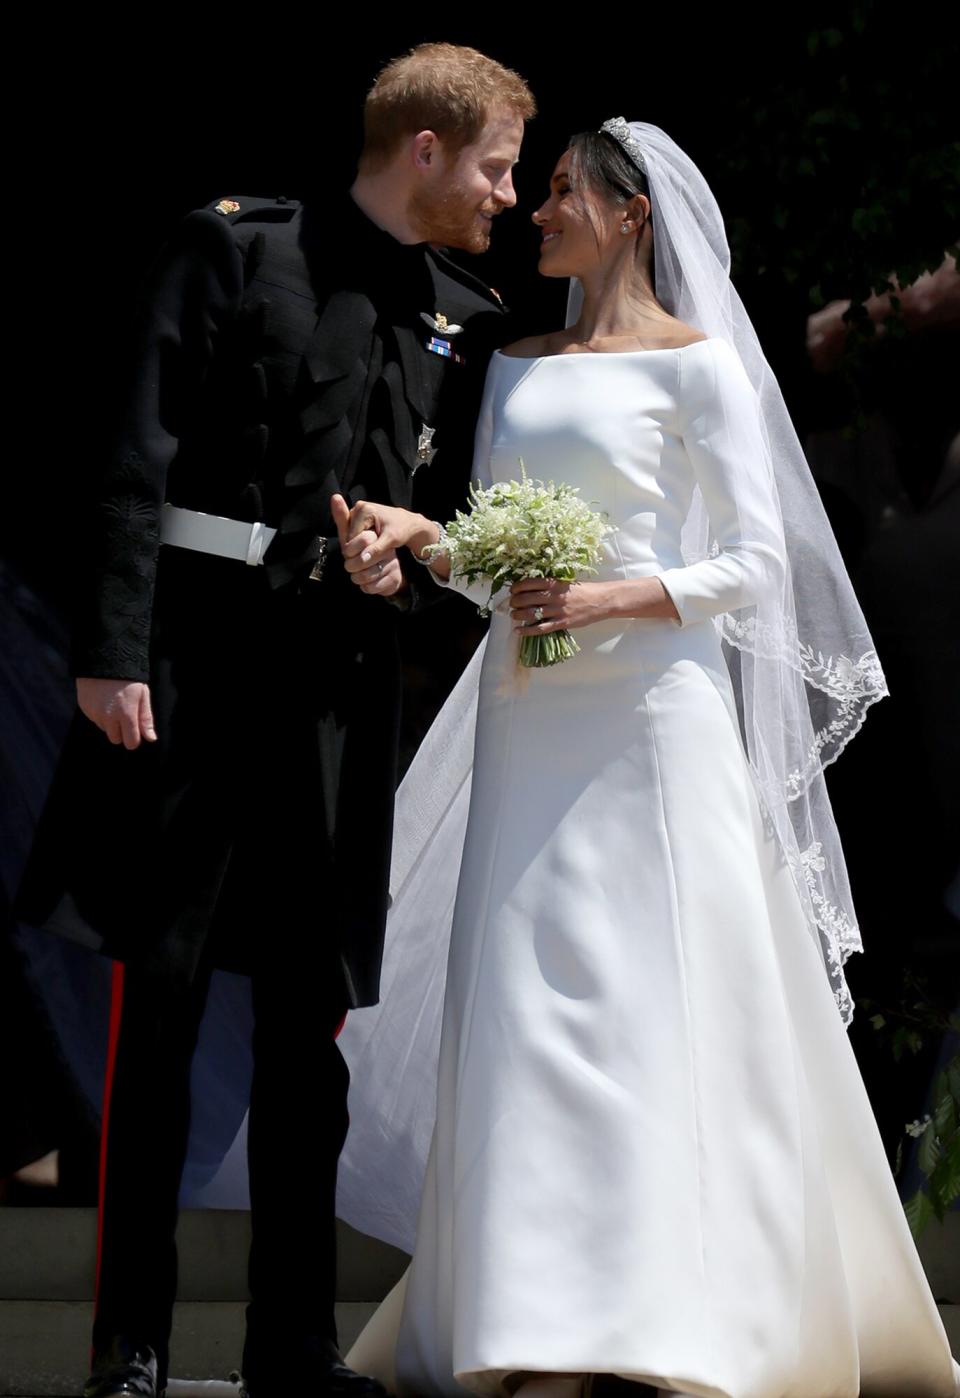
494;338;718;362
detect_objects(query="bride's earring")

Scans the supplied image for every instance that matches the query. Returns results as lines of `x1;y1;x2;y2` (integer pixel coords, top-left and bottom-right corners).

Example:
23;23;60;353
620;222;632;234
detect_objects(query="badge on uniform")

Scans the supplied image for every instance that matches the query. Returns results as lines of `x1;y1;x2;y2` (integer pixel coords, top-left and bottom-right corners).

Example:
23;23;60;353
214;198;241;216
421;311;465;365
415;425;437;470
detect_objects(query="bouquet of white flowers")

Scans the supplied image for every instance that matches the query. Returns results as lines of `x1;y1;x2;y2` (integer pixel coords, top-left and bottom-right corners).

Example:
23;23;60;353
426;464;612;668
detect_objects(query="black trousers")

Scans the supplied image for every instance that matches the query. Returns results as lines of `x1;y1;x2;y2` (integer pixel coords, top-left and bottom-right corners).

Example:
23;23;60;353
92;953;349;1387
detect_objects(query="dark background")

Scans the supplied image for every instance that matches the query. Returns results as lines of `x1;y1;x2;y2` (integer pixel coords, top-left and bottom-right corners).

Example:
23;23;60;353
2;10;958;1200
8;12;957;584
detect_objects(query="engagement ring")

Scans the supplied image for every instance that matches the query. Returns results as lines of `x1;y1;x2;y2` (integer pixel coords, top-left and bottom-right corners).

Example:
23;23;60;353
533;606;544;622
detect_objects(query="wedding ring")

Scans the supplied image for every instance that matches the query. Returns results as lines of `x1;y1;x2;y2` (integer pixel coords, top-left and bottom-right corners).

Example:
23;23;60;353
533;606;544;622
376;561;384;573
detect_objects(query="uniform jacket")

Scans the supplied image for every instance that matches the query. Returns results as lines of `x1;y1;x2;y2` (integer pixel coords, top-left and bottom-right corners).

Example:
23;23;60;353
17;191;508;1004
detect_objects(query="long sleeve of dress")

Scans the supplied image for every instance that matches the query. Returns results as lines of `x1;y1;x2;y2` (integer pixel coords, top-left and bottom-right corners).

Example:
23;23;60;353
658;339;786;627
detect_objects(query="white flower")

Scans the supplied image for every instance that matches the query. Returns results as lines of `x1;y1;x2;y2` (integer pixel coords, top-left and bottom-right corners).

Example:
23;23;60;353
425;463;613;669
905;1115;932;1138
428;462;612;612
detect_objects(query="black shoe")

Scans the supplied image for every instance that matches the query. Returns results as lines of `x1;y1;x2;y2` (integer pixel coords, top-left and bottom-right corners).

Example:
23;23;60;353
241;1337;388;1398
83;1335;161;1398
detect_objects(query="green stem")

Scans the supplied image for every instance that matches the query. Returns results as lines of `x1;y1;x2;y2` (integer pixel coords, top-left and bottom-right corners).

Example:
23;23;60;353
519;629;581;668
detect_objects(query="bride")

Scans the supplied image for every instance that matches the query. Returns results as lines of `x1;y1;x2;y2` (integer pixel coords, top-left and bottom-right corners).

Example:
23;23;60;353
328;121;959;1398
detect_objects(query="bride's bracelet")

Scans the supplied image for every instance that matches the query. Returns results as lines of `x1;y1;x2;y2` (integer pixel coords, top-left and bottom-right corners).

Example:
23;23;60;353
414;522;449;568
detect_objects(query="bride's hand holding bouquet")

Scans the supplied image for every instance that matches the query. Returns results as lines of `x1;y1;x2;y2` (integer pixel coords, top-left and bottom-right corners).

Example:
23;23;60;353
334;473;611;668
332;475;677;666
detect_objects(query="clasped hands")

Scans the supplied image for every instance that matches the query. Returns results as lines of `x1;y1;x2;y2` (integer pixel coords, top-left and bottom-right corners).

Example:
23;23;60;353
329;494;631;633
76;502;678;749
75;499;423;751
330;494;431;598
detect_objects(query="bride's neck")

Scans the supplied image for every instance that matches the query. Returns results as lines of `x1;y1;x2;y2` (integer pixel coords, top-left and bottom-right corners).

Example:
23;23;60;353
571;265;671;343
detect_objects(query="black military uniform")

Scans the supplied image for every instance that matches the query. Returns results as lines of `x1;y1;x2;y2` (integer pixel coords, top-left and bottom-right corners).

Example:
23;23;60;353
16;190;508;1391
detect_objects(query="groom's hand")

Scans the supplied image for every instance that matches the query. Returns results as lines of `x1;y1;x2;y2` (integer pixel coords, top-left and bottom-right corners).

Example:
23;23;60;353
76;678;157;749
331;494;406;597
333;497;439;566
335;496;383;543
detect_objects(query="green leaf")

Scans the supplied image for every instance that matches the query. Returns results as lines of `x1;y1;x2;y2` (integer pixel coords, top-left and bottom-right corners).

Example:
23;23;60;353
918;1123;942;1178
870;1013;886;1031
929;1143;960;1210
934;1091;957;1140
904;1189;935;1239
945;1057;960;1105
892;1026;924;1061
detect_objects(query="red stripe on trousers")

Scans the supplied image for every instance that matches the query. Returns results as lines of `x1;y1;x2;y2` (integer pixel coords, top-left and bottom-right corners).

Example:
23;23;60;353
94;961;126;1313
89;969;346;1357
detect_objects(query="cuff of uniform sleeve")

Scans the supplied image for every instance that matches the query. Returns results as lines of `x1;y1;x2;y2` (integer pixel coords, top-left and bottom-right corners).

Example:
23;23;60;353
69;647;150;683
656;570;688;627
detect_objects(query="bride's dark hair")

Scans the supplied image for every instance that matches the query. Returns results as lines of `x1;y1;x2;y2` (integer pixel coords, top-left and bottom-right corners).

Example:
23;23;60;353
568;130;651;204
567;130;655;282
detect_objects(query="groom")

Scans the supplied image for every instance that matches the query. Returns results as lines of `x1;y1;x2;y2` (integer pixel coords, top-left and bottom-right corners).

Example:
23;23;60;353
16;43;534;1398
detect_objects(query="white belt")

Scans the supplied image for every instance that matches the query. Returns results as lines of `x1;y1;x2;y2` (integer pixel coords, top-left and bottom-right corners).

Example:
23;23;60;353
160;504;277;567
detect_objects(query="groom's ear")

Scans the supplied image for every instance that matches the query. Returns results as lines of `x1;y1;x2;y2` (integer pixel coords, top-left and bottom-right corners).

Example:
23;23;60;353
412;130;440;169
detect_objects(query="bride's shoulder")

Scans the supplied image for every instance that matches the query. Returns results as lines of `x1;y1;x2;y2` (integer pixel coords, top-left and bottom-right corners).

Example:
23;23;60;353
497;331;565;360
657;319;710;350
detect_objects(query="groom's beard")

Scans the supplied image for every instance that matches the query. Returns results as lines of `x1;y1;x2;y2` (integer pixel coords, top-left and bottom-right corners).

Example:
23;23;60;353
409;181;496;254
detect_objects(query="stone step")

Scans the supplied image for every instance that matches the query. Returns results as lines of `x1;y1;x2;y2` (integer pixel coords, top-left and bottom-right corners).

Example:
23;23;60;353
3;1300;958;1397
0;1210;406;1303
0;1300;378;1397
2;1207;957;1396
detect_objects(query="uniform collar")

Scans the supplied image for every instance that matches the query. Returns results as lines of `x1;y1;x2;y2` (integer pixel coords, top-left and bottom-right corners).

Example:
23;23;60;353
299;191;430;298
343;191;427;259
426;243;505;311
298;191;504;316
301;191;427;262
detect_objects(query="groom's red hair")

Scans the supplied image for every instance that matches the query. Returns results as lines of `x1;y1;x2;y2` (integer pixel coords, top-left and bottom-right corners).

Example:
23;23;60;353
360;43;536;172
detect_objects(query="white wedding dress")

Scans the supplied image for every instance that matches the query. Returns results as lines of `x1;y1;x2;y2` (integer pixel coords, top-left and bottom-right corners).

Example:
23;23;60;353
341;341;959;1398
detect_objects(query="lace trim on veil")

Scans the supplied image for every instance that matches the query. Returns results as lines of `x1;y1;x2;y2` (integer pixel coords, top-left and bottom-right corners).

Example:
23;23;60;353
718;611;887;797
712;608;887;1023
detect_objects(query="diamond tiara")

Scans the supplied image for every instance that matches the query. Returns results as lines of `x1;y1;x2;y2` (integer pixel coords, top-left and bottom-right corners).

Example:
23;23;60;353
599;117;647;175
